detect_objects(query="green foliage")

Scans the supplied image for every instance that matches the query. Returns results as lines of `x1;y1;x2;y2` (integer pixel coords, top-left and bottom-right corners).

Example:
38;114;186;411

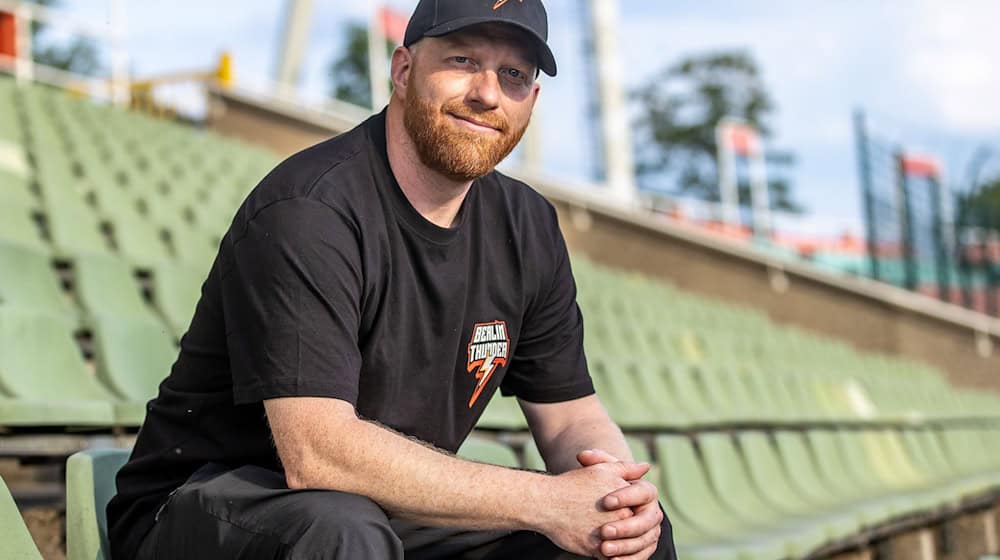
28;0;103;77
959;177;1000;229
328;22;395;109
632;50;801;213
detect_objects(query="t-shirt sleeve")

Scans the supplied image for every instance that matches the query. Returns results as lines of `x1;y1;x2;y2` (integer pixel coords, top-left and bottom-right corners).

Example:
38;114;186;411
221;197;364;406
500;213;594;403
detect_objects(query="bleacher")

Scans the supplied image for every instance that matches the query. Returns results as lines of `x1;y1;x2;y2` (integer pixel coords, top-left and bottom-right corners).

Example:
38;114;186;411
2;76;1000;559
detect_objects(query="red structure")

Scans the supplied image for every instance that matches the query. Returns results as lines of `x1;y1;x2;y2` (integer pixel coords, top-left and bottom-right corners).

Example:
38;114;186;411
0;11;17;58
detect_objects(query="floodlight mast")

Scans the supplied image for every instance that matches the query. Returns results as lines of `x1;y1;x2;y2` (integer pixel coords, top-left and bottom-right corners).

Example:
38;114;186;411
587;0;636;208
274;0;314;98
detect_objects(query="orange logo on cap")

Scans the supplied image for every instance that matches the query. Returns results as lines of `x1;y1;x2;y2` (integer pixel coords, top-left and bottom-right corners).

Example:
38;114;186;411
493;0;523;10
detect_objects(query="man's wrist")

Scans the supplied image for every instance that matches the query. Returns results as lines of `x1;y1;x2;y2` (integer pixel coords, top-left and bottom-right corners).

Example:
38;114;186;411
514;470;556;533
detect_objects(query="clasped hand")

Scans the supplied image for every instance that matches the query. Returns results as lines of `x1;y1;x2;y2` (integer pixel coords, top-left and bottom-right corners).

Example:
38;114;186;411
576;449;663;560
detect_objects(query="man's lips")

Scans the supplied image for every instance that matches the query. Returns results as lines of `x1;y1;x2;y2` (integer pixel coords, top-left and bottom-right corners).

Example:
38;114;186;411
448;113;502;133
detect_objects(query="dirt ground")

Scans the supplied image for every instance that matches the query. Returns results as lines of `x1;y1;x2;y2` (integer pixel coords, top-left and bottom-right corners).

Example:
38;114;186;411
23;506;65;560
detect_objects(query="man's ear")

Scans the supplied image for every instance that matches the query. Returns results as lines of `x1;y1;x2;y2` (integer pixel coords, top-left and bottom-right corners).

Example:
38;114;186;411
390;46;413;99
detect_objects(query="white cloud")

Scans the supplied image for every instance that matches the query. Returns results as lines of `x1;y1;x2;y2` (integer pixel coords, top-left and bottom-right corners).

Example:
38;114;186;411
901;0;1000;131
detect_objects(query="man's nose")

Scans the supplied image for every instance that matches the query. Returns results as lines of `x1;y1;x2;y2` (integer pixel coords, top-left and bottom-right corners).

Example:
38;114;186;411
466;70;501;110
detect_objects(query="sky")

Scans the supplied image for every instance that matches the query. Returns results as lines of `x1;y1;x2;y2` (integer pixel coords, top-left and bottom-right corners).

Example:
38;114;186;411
48;0;1000;237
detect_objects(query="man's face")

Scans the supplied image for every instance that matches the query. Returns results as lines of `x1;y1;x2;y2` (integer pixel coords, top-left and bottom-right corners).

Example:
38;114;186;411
401;25;541;182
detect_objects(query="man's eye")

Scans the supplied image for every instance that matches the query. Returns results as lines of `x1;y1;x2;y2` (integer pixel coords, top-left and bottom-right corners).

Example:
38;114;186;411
501;68;529;85
454;56;470;64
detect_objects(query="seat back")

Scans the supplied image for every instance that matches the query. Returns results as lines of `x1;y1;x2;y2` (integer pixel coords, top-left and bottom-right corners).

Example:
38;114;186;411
66;448;130;560
1;474;43;559
91;315;176;401
0;242;73;316
457;435;519;468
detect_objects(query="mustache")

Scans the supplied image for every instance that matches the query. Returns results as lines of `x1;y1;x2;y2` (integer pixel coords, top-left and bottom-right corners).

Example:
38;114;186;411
441;102;510;134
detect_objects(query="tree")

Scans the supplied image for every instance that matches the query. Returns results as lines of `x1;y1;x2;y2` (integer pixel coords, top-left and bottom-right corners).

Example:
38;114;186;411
28;0;103;76
632;50;801;213
959;177;1000;230
327;21;394;109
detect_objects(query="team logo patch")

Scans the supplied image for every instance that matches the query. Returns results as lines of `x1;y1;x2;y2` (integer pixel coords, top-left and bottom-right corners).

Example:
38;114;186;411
466;320;509;408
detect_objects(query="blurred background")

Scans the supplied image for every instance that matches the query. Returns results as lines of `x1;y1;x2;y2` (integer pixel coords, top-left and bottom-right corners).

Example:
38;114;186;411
1;2;1000;559
11;0;1000;314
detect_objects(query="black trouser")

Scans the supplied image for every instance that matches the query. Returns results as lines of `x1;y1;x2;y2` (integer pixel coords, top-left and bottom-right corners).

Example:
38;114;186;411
137;463;677;559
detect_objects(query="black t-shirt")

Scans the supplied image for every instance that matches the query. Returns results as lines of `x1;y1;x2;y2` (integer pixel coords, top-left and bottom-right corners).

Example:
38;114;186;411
107;110;594;559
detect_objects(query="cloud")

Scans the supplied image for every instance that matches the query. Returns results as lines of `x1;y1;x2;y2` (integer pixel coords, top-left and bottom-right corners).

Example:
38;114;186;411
900;0;1000;131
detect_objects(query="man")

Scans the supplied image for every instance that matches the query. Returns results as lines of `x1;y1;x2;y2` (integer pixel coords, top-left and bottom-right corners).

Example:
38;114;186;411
107;0;676;558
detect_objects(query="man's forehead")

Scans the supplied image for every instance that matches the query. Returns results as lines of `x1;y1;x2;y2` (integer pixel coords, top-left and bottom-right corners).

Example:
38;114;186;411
430;24;538;66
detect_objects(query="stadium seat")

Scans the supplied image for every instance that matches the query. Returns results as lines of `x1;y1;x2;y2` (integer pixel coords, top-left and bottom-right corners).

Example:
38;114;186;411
697;433;831;555
653;434;792;559
0;242;75;318
152;262;205;339
106;208;173;267
457;435;519;467
43;192;112;257
0;202;48;254
0;308;121;427
737;432;862;539
66;448;130;560
91;315;176;403
0;475;43;559
73;253;159;321
476;395;527;430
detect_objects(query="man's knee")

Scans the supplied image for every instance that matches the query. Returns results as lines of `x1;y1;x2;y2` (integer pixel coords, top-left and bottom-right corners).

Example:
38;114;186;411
161;465;402;559
287;490;403;559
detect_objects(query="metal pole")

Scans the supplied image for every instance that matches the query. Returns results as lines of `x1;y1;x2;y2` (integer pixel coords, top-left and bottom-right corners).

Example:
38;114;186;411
368;4;390;110
896;151;918;291
854;110;881;282
929;174;951;302
716;123;740;229
274;0;314;98
14;3;31;83
748;144;771;239
108;0;129;107
588;0;636;207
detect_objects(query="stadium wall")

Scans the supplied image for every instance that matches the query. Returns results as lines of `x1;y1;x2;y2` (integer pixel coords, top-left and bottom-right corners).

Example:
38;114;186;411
205;87;1000;392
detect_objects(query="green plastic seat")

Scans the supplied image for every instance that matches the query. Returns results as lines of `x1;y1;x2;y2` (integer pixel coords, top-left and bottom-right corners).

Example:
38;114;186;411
476;395;527;430
0;309;118;427
653;434;791;559
0;242;75;317
737;432;862;540
107;209;172;267
73;253;158;320
152;262;205;339
457;434;519;467
0;475;42;559
521;435;651;474
91;315;176;403
589;358;662;428
44;193;111;257
803;431;897;526
66;448;131;560
0;202;48;254
698;433;831;556
165;224;218;266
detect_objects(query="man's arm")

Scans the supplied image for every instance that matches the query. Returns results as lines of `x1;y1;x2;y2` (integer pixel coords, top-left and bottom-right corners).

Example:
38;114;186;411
264;396;647;557
519;394;633;474
520;394;664;560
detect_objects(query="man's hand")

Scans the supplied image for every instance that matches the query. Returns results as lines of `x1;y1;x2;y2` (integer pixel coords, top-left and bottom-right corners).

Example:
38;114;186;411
537;461;649;557
578;449;664;560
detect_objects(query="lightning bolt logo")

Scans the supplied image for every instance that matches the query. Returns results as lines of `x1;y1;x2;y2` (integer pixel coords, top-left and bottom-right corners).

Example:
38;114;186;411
466;320;510;408
493;0;524;10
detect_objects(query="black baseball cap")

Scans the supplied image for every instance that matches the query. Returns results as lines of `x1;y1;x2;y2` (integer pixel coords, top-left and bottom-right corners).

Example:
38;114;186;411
403;0;557;77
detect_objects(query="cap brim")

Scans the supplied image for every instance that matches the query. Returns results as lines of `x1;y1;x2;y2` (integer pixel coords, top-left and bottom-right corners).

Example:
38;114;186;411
421;17;557;77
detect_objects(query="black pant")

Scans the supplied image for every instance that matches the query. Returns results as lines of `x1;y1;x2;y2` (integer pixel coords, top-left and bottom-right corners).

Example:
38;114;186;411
137;463;677;559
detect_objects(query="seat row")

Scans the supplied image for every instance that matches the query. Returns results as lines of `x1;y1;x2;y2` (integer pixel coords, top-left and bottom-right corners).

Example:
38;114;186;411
31;425;1000;560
